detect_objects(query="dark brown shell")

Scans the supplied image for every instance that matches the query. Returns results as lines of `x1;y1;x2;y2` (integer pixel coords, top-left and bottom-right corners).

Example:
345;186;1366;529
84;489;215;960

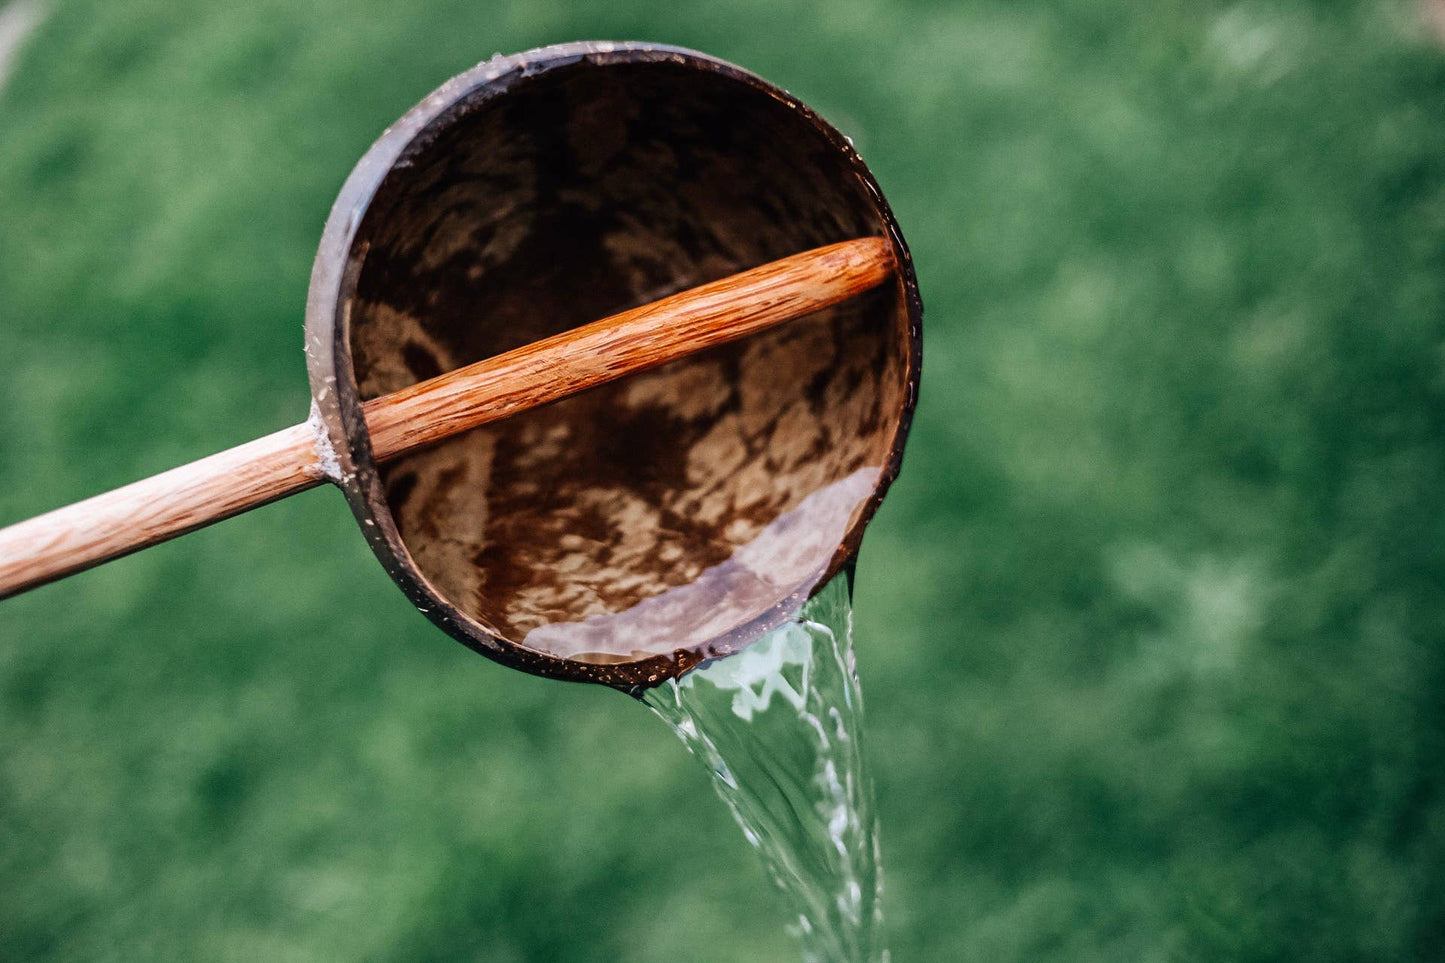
304;42;922;690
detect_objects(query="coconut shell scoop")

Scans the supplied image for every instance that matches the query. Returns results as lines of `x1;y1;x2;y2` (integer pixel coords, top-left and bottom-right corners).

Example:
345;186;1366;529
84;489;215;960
0;43;922;690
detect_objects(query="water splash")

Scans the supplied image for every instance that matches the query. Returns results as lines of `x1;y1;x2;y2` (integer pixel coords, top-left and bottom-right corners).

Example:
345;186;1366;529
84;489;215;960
642;571;887;963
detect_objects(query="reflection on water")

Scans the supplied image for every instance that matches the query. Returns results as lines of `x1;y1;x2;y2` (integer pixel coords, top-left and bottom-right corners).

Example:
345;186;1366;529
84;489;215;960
642;572;887;963
525;468;879;664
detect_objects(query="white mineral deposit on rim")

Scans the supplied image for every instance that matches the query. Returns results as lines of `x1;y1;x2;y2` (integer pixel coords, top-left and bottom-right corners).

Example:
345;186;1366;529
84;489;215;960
643;573;888;963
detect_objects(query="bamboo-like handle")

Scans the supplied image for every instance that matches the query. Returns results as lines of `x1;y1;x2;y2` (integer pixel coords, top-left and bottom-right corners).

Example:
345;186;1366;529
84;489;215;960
0;237;893;599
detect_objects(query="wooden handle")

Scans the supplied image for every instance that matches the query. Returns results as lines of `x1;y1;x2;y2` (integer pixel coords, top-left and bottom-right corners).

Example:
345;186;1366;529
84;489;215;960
0;237;894;599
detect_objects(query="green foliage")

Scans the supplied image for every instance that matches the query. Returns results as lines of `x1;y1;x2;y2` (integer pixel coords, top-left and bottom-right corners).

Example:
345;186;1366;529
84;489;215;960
2;0;1443;959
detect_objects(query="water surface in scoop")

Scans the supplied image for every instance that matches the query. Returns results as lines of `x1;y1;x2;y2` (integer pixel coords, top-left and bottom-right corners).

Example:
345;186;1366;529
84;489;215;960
525;468;879;665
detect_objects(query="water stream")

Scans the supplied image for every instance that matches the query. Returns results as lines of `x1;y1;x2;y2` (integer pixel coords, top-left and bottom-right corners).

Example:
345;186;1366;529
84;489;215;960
641;570;887;963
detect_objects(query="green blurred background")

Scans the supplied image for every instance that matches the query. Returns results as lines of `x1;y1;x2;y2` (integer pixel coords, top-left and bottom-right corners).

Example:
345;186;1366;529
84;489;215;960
3;0;1444;959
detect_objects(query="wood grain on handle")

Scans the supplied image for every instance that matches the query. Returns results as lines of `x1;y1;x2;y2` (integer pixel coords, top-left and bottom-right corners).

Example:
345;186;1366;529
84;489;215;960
0;237;894;599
